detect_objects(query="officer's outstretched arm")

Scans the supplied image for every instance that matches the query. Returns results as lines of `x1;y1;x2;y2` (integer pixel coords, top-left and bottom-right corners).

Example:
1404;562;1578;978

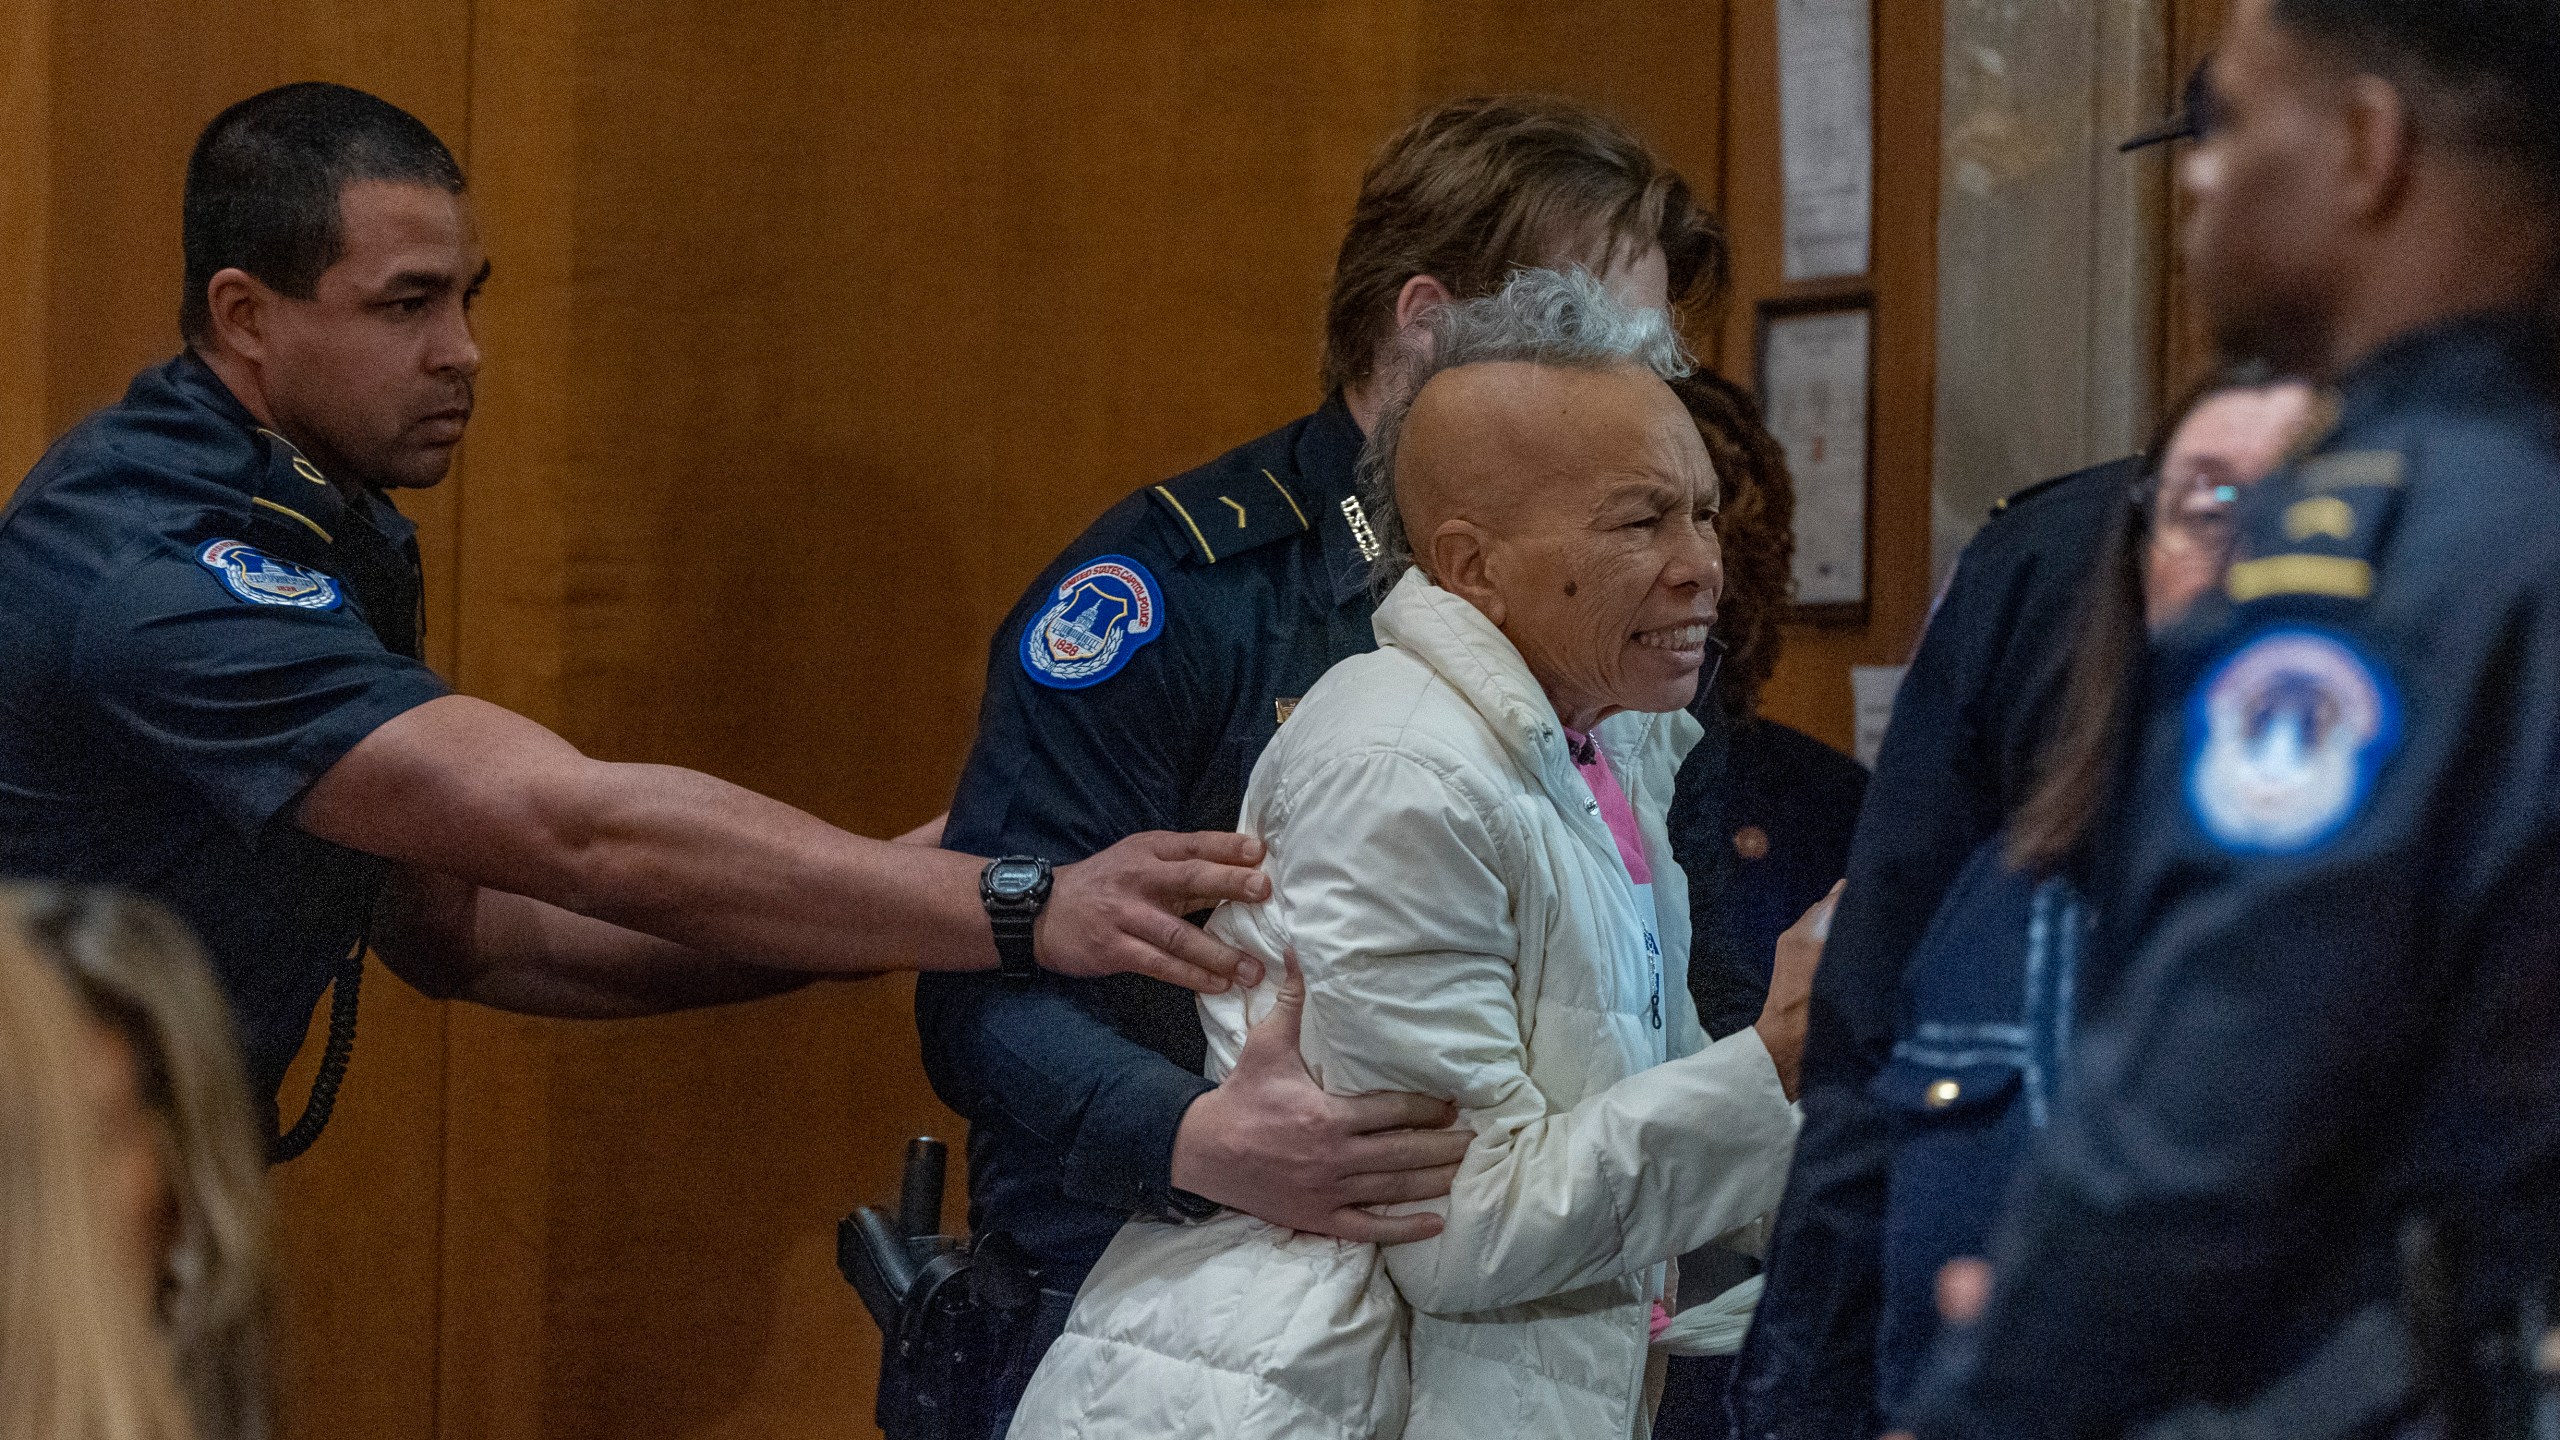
372;864;816;1016
295;694;1269;991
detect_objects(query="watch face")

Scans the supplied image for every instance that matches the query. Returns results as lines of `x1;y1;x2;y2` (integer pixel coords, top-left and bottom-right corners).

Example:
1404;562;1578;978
989;859;1045;898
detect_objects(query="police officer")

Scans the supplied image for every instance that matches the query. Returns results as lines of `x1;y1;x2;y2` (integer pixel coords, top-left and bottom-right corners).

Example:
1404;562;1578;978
1905;2;2560;1435
0;82;1269;1159
1727;66;2229;1440
1726;448;2141;1440
917;95;1731;1429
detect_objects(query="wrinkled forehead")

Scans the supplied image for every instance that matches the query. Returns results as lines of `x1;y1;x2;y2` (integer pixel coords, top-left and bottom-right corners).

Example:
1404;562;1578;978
1405;360;1712;523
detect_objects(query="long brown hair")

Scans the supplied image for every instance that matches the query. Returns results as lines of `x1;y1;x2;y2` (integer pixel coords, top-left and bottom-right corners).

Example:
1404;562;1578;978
1323;94;1726;394
2006;364;2281;873
1668;369;1794;717
13;886;274;1440
0;893;200;1440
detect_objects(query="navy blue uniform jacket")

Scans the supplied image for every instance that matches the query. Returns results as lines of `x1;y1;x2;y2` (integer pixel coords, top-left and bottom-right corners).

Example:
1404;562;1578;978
1732;456;2135;1440
0;355;449;1104
1908;313;2560;1438
920;397;1375;1273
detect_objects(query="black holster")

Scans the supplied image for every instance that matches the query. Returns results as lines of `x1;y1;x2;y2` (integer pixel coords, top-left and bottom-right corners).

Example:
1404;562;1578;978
840;1138;1043;1440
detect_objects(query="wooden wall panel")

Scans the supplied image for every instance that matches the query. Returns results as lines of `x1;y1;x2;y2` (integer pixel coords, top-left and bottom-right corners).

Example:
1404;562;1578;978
0;0;47;498
439;4;1734;1436
1728;0;1943;753
12;2;1962;1437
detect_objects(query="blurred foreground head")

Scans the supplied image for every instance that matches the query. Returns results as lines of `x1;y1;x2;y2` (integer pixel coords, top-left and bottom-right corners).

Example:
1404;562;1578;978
2184;0;2560;374
0;885;273;1440
0;893;193;1440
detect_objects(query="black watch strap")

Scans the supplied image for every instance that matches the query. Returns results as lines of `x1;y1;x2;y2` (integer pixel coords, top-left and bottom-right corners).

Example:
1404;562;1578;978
990;909;1038;979
980;856;1052;980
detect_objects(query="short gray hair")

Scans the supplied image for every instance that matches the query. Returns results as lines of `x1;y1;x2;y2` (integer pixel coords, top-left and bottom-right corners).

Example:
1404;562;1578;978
1355;266;1695;592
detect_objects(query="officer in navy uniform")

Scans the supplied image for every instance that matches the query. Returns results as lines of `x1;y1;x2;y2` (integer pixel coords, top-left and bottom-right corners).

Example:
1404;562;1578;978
0;84;1263;1163
1725;453;2137;1440
930;394;1378;1252
919;95;1727;1431
1729;64;2228;1440
1905;4;2560;1435
0;354;442;1152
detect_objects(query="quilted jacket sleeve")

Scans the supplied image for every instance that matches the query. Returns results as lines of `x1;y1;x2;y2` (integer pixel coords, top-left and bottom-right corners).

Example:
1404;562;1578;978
1265;741;1799;1317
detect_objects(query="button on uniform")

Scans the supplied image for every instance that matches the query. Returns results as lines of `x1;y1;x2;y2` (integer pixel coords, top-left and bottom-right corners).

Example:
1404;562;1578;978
1904;313;2560;1440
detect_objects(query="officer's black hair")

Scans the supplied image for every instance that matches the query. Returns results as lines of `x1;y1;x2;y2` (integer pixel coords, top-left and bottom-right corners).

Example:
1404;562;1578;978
2272;0;2560;199
179;82;464;347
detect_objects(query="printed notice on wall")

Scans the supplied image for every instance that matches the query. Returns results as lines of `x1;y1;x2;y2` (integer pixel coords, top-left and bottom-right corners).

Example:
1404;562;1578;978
1777;0;1874;280
1851;665;1906;770
1762;305;1871;609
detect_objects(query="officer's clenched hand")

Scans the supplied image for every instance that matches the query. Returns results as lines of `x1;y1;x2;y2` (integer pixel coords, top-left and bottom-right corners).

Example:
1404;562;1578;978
1036;830;1271;993
1170;954;1472;1243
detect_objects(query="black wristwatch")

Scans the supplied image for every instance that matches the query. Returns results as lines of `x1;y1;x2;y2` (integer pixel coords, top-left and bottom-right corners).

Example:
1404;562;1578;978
980;856;1053;980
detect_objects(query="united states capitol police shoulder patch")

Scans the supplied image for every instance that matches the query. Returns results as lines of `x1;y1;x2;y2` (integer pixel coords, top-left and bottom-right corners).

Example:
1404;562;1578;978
1020;554;1164;690
2186;626;2400;855
196;539;343;611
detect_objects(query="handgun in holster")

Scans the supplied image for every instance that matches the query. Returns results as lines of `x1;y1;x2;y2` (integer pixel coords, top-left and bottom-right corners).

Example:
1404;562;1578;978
839;1137;1042;1440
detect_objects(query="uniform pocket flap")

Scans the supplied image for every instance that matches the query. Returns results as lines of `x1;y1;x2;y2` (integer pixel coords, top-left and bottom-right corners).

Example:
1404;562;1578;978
1867;1056;2022;1118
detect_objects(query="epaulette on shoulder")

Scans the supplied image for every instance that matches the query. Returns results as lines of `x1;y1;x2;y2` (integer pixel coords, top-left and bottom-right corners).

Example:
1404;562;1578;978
1986;453;2144;521
1146;463;1312;566
2223;448;2404;605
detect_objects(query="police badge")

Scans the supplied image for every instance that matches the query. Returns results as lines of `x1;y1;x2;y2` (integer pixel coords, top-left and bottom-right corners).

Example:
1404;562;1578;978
2186;627;2401;855
196;539;344;611
1020;554;1164;690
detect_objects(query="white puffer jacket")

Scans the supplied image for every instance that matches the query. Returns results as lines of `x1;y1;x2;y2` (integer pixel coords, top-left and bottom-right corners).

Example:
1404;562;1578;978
1009;570;1801;1440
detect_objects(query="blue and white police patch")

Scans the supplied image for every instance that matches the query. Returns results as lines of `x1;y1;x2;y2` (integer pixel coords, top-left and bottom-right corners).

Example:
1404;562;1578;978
2186;627;2401;855
1021;554;1164;690
196;539;343;611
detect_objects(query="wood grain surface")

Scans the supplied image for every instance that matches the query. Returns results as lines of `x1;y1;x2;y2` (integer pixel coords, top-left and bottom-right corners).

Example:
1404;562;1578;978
6;3;1970;1434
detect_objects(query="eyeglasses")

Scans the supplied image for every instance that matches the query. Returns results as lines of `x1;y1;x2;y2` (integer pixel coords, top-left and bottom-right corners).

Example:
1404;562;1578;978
2119;56;2217;153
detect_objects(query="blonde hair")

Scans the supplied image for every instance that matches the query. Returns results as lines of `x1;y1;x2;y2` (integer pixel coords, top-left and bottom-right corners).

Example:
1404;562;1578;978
8;885;274;1440
0;892;199;1440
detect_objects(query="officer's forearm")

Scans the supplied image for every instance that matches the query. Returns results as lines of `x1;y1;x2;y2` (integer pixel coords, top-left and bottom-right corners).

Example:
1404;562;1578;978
300;695;1004;976
518;758;1002;975
374;867;814;1016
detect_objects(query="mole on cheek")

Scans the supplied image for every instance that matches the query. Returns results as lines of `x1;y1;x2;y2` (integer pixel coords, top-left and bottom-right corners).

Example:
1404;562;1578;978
1563;580;1578;597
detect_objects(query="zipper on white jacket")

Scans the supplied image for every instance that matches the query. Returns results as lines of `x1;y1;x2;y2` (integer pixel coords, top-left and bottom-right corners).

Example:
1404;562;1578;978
1539;721;1669;1061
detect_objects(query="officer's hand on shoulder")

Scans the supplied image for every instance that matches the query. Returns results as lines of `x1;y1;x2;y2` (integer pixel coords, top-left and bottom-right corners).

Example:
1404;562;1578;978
1037;830;1271;992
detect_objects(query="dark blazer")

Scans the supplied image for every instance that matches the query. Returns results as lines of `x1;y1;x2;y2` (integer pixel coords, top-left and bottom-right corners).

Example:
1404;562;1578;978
1727;455;2136;1440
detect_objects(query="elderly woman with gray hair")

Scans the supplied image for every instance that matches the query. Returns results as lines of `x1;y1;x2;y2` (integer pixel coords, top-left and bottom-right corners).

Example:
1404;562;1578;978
1006;268;1810;1440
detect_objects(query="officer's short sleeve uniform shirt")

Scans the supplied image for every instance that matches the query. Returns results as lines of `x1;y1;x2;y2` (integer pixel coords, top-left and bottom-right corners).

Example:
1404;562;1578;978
0;355;450;1101
919;397;1378;1272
